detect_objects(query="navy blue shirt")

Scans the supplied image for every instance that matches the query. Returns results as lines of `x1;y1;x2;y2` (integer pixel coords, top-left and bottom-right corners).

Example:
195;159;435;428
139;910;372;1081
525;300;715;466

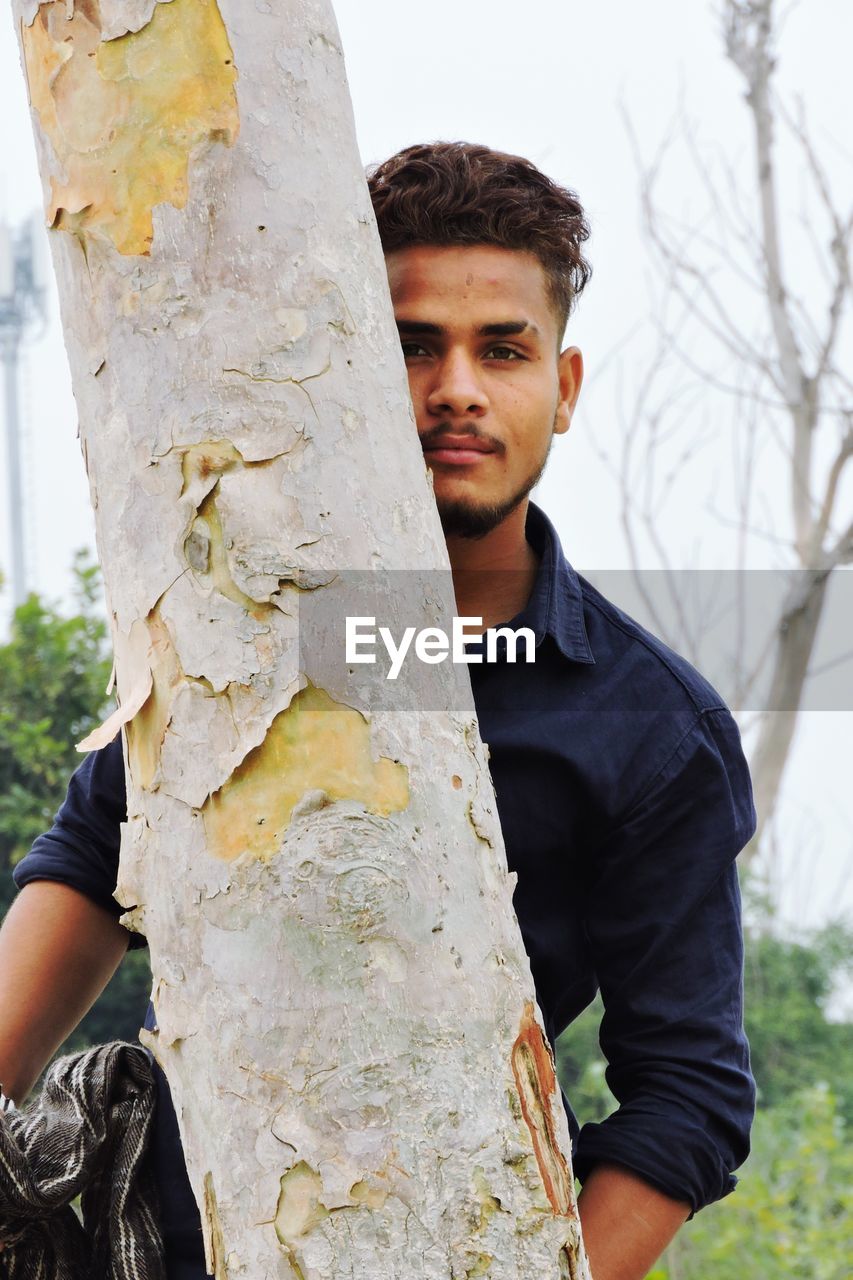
14;500;756;1260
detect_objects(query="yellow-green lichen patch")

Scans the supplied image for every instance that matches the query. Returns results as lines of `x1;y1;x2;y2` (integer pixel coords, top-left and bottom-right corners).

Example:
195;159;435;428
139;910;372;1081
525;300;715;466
22;0;239;256
191;488;273;617
472;1166;502;1231
275;1161;329;1248
126;609;184;788
348;1179;388;1210
179;438;297;618
179;439;257;611
202;685;410;861
202;1171;228;1280
180;439;244;507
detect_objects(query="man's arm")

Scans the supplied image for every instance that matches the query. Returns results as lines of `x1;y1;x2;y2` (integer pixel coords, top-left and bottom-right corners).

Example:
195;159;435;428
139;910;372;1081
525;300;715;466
577;1164;690;1280
0;881;129;1103
2;735;133;1102
571;706;756;1273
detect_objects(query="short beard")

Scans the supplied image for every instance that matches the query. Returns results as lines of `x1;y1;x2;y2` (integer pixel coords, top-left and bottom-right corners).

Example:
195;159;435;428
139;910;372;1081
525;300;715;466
436;446;551;540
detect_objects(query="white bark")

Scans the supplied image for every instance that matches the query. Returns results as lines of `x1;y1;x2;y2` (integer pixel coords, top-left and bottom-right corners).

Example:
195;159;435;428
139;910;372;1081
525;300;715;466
13;2;590;1276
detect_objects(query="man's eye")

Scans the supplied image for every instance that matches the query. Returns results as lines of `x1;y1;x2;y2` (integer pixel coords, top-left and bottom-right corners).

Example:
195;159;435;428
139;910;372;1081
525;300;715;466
400;342;429;358
485;346;523;360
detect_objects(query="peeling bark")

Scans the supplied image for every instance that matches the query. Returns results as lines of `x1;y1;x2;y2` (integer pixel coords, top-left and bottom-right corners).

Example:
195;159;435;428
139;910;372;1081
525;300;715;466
511;1002;574;1217
201;685;411;862
21;0;239;255
13;1;591;1275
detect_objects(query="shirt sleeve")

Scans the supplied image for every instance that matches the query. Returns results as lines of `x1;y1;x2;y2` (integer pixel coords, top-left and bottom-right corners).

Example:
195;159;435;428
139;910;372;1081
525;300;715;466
12;735;144;948
572;706;756;1212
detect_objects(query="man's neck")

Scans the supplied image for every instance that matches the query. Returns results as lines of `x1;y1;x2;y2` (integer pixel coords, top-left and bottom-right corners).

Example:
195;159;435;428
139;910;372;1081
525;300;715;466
445;499;540;635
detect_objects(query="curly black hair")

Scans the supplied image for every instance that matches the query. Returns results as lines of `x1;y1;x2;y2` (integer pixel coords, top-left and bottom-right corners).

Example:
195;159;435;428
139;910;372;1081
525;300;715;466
368;141;592;326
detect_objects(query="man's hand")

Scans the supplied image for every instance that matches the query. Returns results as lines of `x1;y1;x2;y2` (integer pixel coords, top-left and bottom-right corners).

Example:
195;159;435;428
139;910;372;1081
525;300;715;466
0;882;130;1104
577;1163;691;1280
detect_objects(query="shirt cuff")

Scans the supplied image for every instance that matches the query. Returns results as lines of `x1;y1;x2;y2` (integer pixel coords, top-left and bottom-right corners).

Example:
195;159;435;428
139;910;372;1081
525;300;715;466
573;1107;738;1213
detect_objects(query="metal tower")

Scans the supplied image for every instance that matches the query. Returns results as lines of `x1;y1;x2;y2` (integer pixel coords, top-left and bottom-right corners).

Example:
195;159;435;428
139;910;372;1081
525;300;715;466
0;215;48;608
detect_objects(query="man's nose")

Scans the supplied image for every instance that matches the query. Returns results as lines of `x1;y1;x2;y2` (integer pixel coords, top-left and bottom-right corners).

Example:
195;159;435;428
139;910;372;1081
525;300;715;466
425;350;489;417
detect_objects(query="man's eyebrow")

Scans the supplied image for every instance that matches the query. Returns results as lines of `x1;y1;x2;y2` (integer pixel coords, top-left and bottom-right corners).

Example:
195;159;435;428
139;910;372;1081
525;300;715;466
395;320;445;335
394;320;540;337
479;321;539;337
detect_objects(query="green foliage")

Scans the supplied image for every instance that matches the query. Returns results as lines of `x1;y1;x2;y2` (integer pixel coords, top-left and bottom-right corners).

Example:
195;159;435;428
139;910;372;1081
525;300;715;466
558;921;852;1280
744;922;853;1122
0;552;112;915
653;1086;851;1280
556;921;853;1128
556;995;616;1123
1;557;151;1048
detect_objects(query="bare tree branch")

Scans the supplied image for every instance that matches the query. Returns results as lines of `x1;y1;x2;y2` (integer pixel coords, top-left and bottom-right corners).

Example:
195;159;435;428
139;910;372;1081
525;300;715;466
616;0;852;854
781;97;853;389
725;0;816;558
815;420;853;549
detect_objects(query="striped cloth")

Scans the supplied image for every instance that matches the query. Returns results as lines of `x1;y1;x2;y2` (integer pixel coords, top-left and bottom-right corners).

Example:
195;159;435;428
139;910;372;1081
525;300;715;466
0;1041;165;1279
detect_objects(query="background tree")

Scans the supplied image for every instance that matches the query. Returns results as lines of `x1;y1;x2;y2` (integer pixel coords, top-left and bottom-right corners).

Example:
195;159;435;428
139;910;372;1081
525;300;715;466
594;0;852;857
561;13;853;1258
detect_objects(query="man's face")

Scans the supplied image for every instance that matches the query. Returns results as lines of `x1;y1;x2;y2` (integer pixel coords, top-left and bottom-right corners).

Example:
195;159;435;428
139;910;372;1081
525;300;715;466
385;244;583;539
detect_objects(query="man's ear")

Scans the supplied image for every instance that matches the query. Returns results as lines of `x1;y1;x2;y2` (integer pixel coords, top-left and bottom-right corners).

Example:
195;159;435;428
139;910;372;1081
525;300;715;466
554;346;584;435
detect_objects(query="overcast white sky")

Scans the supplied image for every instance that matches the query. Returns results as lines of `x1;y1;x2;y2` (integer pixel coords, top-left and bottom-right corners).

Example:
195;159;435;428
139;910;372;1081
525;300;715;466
0;0;850;942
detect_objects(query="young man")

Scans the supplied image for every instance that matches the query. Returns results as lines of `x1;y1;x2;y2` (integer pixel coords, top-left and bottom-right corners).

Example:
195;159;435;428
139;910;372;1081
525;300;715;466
1;143;756;1279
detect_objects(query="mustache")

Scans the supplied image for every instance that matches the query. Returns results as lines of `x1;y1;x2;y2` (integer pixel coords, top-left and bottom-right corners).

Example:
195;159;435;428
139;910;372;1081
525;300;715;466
420;423;505;455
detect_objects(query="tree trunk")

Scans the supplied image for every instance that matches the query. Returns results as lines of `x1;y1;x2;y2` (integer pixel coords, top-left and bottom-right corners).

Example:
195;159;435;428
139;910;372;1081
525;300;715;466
748;567;831;850
13;2;590;1275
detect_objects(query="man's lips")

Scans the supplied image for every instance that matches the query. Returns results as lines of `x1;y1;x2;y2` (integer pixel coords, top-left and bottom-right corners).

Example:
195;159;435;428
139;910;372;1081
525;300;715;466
422;437;498;466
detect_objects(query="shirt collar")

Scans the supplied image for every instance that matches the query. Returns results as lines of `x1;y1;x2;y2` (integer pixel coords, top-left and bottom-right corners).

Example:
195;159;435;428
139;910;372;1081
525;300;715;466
513;500;595;664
